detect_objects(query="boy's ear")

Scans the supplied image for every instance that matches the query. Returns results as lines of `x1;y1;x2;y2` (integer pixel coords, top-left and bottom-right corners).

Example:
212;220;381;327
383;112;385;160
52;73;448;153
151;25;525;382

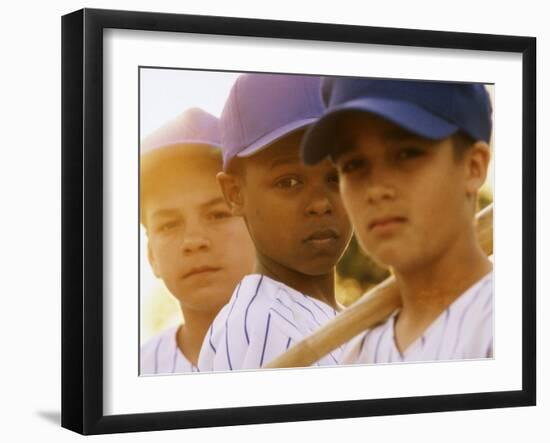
147;240;161;279
464;141;491;196
216;172;245;216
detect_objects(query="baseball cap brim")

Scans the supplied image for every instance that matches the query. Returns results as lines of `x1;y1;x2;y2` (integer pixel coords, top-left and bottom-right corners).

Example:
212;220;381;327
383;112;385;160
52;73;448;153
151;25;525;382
301;97;459;165
236;117;318;159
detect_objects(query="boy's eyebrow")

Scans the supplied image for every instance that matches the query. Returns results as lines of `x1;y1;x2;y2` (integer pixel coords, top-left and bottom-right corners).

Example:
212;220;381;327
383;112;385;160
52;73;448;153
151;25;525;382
150;197;227;220
151;197;225;224
269;155;302;170
150;208;179;220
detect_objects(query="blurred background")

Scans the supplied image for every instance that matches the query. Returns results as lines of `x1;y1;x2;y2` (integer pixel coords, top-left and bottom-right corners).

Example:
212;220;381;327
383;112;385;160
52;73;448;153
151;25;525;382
140;68;494;343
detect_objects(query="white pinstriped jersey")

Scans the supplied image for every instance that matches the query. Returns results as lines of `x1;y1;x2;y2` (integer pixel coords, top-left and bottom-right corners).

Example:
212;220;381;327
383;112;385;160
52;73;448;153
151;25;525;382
140;325;199;375
198;274;341;371
342;272;493;364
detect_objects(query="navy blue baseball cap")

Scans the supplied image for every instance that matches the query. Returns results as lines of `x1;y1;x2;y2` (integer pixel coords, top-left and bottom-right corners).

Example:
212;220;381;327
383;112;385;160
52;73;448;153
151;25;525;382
301;78;492;165
220;73;324;170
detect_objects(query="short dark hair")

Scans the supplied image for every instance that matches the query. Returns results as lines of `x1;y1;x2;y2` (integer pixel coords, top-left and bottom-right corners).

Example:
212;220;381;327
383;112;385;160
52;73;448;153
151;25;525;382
451;131;477;161
450;131;486;214
225;156;247;178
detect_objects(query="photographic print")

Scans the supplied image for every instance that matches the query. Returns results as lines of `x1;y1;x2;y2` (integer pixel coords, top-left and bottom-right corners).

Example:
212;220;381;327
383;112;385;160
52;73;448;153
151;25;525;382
139;69;496;376
62;8;535;434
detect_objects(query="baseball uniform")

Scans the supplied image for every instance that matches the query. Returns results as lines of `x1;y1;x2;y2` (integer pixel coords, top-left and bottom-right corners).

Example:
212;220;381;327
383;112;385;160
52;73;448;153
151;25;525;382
198;274;342;371
140;325;199;375
342;272;493;364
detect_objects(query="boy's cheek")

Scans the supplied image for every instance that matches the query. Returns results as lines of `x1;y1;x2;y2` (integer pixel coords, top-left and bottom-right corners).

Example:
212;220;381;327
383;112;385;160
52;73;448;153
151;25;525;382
147;247;162;279
339;176;363;203
230;205;245;217
341;194;365;230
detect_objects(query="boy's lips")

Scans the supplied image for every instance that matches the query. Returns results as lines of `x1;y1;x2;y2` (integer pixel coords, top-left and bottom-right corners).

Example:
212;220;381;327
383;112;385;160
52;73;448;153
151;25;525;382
303;228;340;243
181;266;222;279
368;216;407;231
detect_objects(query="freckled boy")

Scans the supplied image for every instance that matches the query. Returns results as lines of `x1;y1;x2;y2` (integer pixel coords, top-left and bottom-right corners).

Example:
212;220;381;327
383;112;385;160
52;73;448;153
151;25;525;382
302;78;493;363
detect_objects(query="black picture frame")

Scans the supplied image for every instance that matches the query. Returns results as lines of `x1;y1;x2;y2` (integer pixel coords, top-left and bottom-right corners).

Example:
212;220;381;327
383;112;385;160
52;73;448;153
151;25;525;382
61;8;536;435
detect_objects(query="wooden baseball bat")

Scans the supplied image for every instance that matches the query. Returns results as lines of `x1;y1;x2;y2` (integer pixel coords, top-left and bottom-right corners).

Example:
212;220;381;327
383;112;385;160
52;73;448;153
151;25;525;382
263;203;493;369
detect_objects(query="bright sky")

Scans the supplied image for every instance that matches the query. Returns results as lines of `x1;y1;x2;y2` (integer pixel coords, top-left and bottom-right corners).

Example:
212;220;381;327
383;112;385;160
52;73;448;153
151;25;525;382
140;68;240;136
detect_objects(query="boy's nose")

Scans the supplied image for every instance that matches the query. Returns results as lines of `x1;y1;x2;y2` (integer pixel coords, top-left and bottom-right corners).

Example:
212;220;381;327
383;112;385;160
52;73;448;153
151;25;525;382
366;184;396;204
306;196;332;216
181;235;210;254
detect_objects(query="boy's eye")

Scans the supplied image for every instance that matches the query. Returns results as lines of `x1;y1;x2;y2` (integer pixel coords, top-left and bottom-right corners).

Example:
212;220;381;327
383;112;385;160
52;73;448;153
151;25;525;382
157;220;179;233
327;172;339;185
208;210;232;221
339;157;366;175
275;176;302;189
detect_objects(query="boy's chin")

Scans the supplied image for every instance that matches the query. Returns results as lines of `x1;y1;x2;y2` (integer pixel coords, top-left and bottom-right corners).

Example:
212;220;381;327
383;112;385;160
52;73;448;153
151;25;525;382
370;251;425;275
178;295;230;313
366;247;404;271
294;258;339;277
171;282;234;309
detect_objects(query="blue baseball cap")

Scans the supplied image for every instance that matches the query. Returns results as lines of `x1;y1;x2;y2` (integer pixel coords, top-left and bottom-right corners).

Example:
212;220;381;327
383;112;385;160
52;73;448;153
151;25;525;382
220;73;324;170
141;107;221;155
301;78;492;165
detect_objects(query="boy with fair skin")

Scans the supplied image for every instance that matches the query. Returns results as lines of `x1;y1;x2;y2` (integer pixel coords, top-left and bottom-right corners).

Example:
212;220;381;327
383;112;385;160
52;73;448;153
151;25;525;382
302;78;493;362
198;74;353;371
140;108;255;374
